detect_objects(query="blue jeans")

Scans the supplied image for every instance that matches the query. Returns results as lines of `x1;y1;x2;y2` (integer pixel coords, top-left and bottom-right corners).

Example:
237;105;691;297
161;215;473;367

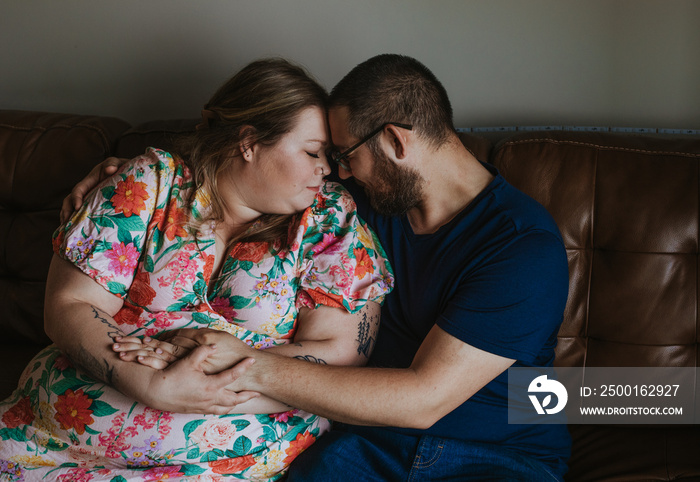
288;424;564;481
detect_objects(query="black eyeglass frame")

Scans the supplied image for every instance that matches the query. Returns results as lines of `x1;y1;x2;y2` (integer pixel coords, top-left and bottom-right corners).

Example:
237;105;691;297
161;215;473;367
328;122;413;171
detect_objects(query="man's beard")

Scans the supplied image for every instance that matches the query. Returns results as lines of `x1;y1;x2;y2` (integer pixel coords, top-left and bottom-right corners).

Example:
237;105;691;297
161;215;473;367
364;150;424;216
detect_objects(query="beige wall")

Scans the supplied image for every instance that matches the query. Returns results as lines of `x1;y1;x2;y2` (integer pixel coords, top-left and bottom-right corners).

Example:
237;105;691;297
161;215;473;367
2;0;699;129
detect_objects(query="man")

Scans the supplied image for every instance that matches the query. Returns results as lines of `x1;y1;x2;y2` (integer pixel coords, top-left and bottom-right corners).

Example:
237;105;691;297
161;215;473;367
66;54;570;480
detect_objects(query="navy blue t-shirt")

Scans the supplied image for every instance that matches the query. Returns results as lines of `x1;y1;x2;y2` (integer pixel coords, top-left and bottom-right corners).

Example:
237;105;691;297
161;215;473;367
337;162;571;474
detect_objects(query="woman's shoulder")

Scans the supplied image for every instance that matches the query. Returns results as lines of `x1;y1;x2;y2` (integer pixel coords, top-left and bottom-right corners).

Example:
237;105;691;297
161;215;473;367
110;148;195;200
290;181;358;248
310;180;357;216
124;148;191;179
294;180;395;312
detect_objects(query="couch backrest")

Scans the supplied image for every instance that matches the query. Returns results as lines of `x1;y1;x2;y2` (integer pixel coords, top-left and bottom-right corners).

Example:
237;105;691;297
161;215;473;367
0;111;129;344
115;119;199;159
491;131;700;369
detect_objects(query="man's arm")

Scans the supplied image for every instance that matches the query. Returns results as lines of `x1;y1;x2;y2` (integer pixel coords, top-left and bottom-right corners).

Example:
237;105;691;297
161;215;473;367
233;231;566;426
229;324;514;428
196;302;381;414
114;302;382;414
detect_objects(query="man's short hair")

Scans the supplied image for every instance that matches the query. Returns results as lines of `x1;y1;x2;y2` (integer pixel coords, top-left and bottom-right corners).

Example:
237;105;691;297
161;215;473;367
329;54;455;150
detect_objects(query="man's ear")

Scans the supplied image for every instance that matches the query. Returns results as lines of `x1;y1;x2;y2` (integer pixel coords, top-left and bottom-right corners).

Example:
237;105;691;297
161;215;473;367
238;126;258;161
384;124;409;160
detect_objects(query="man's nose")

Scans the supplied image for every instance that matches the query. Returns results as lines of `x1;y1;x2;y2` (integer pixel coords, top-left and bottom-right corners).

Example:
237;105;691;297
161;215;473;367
337;165;353;180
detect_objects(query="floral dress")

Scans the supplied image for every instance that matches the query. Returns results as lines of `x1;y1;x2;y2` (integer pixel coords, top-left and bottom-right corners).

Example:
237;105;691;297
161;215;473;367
0;149;394;481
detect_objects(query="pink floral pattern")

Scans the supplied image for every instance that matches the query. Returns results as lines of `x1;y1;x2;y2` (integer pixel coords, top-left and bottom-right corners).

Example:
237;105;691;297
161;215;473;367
0;149;394;481
105;242;140;277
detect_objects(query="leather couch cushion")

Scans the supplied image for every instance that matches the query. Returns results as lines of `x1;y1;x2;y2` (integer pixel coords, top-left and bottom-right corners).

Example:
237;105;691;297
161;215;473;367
491;132;700;480
0;111;129;399
491;131;700;369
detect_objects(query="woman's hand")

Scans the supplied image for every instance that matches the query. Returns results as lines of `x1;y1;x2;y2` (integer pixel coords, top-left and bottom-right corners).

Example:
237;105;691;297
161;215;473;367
112;335;184;368
60;157;127;223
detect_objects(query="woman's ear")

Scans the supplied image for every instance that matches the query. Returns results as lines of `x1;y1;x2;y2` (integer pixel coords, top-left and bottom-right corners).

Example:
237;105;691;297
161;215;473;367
384;124;409;160
238;126;257;161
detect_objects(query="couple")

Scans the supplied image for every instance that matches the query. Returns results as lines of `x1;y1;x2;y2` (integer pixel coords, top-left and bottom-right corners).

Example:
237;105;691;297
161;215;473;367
0;54;570;481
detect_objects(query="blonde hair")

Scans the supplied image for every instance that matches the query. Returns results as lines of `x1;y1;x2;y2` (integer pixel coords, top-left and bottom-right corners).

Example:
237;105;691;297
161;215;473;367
176;58;328;246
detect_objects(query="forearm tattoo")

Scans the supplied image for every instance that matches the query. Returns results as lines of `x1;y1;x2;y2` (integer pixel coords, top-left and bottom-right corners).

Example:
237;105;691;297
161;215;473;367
68;346;116;385
66;305;123;385
294;354;327;364
90;305;123;339
356;305;380;358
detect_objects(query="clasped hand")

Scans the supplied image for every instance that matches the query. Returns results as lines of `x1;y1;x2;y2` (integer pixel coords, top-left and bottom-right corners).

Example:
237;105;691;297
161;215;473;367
113;328;254;374
112;329;260;414
137;344;259;414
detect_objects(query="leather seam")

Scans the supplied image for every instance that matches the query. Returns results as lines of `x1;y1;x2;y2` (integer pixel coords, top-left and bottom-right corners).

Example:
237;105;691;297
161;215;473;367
501;138;700;158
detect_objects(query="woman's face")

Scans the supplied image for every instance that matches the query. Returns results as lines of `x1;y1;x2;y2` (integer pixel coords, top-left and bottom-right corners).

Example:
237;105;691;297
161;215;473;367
240;106;330;215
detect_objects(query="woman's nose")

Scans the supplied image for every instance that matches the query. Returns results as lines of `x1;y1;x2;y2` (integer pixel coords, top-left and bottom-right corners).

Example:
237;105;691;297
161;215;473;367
315;158;331;176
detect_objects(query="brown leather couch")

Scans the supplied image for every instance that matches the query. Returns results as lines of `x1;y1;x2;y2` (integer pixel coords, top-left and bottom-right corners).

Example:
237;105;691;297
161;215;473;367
1;110;699;480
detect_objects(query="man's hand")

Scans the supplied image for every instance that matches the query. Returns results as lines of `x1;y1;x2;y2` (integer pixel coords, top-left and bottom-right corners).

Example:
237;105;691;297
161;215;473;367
139;343;258;414
60;157;127;223
163;328;256;374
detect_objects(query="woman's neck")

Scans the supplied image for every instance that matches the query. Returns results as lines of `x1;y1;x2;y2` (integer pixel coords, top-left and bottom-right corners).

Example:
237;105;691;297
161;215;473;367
214;168;262;242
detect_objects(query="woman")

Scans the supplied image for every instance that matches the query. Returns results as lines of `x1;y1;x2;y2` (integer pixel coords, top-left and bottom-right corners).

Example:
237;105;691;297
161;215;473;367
0;59;393;481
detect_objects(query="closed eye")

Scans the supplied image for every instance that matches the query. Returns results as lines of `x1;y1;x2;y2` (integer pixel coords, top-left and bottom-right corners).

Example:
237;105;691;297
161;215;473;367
306;152;320;159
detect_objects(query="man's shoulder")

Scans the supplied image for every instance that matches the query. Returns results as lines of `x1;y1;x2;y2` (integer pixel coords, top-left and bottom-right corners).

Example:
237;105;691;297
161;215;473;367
483;174;563;243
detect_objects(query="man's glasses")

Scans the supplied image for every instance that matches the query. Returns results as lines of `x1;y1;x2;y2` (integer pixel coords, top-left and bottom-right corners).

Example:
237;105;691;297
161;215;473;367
327;122;413;171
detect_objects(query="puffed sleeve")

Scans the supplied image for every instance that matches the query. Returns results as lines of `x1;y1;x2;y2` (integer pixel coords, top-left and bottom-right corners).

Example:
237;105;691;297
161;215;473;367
51;148;189;298
295;181;394;313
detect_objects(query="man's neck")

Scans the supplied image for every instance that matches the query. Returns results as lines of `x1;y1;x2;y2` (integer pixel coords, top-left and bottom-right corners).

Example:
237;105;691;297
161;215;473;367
406;139;494;235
